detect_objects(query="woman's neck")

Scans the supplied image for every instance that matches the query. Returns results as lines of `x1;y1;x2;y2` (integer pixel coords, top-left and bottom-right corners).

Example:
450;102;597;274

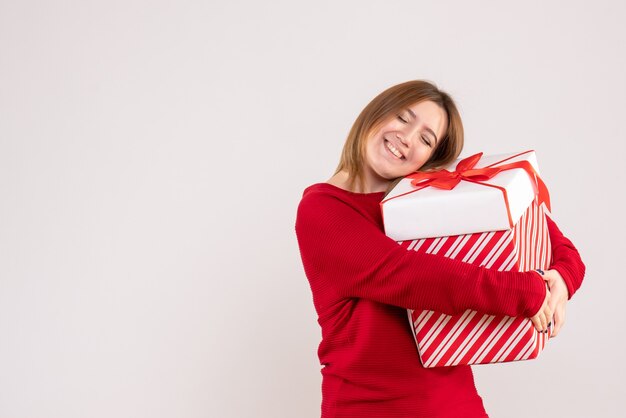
326;170;391;194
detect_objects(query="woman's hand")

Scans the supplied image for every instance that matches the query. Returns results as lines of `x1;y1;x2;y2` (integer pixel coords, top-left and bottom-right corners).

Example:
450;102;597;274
529;273;552;334
542;269;569;338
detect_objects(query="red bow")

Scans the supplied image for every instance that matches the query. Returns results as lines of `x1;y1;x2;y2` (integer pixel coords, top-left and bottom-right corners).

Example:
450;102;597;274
406;152;551;212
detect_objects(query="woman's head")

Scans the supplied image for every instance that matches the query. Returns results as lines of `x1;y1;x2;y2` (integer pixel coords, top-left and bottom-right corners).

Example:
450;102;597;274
335;80;464;193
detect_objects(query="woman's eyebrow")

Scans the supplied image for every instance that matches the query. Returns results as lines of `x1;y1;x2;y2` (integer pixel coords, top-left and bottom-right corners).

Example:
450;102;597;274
407;108;438;144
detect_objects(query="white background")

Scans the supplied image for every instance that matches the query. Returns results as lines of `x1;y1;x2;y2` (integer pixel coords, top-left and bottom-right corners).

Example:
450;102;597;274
1;1;625;417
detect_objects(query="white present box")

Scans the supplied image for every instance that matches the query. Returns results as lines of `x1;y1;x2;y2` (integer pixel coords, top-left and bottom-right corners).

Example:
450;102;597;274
380;150;550;241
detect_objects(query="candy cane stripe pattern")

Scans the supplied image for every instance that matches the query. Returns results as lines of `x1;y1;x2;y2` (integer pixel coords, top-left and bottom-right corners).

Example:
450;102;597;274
402;197;553;367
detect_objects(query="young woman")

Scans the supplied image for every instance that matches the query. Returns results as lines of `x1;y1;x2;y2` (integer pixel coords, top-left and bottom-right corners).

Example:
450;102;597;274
294;80;586;417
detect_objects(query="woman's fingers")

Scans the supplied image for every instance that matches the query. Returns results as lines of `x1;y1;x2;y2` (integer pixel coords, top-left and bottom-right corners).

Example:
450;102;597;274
548;294;558;317
530;315;543;333
530;315;539;331
541;307;552;332
530;285;551;333
551;302;566;338
531;311;549;333
540;269;569;338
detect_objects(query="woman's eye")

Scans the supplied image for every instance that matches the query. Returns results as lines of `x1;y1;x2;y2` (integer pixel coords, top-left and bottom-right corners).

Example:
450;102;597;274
422;136;432;147
397;115;408;123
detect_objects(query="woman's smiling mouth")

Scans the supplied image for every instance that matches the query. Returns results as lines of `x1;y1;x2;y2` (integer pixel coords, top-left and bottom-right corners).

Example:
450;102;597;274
385;140;404;159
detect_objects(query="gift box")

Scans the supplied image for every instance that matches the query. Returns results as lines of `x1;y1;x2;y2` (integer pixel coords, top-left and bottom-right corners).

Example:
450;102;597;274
382;150;554;368
381;150;550;241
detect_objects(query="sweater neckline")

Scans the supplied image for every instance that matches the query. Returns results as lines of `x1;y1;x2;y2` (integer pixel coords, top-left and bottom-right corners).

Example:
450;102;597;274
310;182;387;198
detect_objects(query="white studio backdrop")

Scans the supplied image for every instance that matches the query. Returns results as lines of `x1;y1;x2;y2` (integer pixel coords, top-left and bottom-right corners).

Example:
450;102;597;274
1;0;624;417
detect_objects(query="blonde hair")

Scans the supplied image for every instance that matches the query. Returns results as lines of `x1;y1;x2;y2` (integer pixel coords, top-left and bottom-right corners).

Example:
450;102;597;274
335;80;464;193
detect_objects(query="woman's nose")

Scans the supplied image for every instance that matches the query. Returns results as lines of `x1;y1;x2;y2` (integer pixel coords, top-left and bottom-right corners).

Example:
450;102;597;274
396;132;410;146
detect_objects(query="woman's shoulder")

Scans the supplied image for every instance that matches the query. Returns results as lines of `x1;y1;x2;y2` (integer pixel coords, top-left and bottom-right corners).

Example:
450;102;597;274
303;182;344;196
296;183;342;233
298;173;385;226
297;183;384;231
299;183;347;210
300;182;384;204
302;171;348;195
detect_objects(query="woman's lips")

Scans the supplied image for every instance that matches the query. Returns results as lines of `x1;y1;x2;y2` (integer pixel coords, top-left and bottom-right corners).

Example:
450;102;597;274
385;140;404;159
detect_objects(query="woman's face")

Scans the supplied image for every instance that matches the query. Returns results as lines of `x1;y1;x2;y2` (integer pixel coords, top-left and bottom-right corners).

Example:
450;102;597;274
363;100;447;192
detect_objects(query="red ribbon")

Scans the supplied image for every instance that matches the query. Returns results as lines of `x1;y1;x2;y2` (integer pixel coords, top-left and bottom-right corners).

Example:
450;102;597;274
405;152;551;225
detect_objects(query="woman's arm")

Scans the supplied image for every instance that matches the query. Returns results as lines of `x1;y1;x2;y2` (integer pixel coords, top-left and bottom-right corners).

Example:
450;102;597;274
539;214;586;336
295;190;547;318
545;214;586;299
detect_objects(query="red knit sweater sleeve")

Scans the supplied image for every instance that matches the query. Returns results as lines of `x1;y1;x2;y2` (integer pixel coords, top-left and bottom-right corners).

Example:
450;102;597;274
545;214;586;299
295;187;547;318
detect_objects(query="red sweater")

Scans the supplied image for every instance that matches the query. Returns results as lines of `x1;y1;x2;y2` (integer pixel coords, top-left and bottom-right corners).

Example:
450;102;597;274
295;183;585;418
